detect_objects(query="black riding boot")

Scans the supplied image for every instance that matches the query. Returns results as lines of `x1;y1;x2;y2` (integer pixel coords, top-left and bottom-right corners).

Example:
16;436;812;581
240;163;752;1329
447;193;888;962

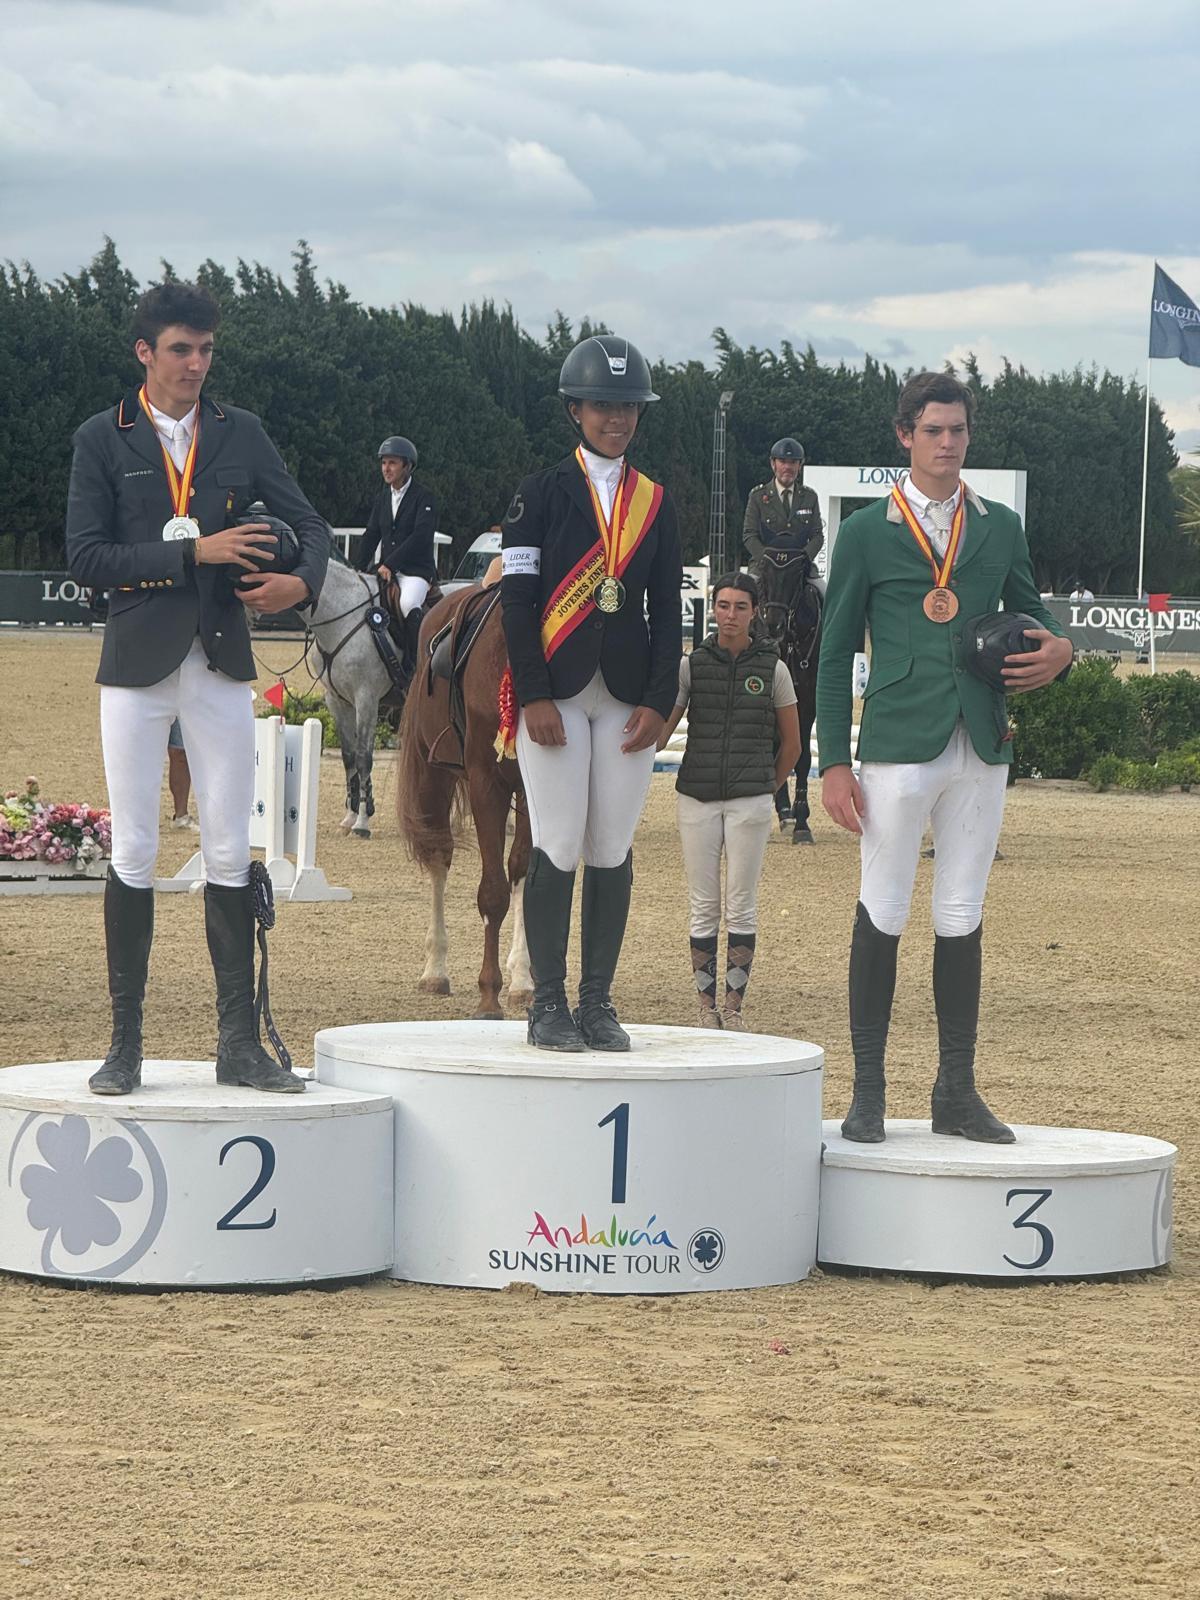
840;902;900;1142
88;868;154;1096
930;925;1015;1143
524;848;585;1051
576;851;633;1051
205;876;304;1092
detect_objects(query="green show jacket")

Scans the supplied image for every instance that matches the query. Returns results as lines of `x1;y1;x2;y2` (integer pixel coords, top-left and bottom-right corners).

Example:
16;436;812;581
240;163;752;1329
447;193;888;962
815;484;1068;771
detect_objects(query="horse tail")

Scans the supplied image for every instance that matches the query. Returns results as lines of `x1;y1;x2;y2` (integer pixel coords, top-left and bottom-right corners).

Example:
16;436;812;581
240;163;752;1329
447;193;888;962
395;655;467;871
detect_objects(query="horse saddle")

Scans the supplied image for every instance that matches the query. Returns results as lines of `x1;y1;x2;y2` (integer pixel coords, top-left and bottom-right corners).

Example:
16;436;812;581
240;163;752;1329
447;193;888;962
368;579;444;707
425;585;502;768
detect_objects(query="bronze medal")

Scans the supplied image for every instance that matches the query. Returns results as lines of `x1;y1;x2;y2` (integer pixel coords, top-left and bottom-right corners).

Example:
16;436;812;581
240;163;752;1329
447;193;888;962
923;586;959;623
594;575;626;614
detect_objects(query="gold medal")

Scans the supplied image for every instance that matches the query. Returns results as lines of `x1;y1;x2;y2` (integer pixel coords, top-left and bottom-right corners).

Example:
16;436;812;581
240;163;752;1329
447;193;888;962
594;576;626;614
923;586;958;623
162;515;200;542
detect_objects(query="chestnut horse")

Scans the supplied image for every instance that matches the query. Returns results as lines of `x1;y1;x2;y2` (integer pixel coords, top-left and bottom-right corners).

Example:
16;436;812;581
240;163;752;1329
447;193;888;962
397;585;533;1018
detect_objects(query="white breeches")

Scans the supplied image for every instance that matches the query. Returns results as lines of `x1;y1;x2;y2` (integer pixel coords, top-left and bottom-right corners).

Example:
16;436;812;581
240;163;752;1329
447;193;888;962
516;670;656;871
397;575;429;617
100;639;254;890
859;721;1009;938
677;791;774;937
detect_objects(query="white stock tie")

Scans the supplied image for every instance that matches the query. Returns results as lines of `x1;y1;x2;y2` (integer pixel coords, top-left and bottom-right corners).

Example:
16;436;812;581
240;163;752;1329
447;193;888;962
170;422;189;473
927;496;953;556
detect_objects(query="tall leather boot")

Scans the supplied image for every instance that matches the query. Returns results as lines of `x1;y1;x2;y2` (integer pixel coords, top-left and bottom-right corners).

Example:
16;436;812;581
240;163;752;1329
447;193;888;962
930;924;1015;1143
205;875;304;1092
524;847;585;1051
840;902;900;1142
576;851;633;1050
88;868;154;1096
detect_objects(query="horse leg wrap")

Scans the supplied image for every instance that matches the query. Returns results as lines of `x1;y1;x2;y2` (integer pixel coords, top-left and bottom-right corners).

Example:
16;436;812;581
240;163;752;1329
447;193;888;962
930;925;1014;1144
841;902;898;1142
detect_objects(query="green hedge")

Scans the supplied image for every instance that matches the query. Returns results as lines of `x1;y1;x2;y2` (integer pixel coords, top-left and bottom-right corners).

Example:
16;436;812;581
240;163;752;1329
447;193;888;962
255;687;397;750
1009;658;1200;783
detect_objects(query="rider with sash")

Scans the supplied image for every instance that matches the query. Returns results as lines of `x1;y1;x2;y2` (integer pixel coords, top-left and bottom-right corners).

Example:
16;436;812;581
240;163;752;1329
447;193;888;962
66;280;330;1097
500;335;683;1051
816;371;1072;1145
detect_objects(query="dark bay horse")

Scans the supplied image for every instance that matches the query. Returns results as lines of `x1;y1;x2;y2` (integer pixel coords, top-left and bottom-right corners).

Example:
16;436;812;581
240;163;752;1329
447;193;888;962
756;544;822;844
397;584;533;1017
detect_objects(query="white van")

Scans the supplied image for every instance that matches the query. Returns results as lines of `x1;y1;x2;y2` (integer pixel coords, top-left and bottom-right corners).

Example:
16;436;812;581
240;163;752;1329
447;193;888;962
441;530;503;596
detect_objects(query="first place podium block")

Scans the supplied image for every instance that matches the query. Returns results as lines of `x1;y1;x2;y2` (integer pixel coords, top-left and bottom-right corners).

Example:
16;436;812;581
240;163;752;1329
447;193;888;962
316;1021;825;1294
0;1062;393;1287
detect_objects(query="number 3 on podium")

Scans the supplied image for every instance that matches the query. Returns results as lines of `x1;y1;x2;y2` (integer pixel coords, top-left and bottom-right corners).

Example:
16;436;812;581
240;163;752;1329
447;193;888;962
1003;1187;1054;1270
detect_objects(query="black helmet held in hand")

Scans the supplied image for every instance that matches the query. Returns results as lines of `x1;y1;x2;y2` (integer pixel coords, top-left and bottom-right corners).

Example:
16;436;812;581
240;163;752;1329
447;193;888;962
961;611;1040;691
770;437;805;463
377;435;418;466
558;335;660;404
236;500;300;584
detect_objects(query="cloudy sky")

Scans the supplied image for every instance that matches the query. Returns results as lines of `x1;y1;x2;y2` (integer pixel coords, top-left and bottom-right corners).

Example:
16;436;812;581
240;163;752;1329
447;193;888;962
4;0;1200;446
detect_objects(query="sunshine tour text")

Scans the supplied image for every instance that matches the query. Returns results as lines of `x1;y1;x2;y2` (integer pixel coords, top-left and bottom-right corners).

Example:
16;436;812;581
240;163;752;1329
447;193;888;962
488;1250;681;1277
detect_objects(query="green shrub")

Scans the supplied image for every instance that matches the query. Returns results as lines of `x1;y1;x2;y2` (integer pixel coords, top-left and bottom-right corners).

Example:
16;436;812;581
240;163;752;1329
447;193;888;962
1125;671;1200;760
1083;750;1200;791
1083;753;1124;791
1010;655;1137;779
255;687;397;750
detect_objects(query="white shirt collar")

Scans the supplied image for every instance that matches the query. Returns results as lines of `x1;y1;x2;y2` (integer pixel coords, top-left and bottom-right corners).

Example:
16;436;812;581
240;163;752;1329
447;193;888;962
580;446;624;488
901;473;960;517
390;478;412;512
147;399;198;445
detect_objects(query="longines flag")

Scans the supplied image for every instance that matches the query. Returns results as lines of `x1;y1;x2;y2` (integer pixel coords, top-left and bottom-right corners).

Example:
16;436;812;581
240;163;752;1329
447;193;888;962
1149;264;1200;367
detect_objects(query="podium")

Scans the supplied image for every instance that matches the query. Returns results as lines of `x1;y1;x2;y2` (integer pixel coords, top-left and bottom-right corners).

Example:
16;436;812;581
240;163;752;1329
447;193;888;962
316;1021;825;1293
818;1121;1176;1278
0;1062;392;1286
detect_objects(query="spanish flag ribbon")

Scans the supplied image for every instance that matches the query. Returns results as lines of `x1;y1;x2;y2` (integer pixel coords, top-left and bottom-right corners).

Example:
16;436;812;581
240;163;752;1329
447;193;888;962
137;385;201;517
538;457;663;661
891;481;966;588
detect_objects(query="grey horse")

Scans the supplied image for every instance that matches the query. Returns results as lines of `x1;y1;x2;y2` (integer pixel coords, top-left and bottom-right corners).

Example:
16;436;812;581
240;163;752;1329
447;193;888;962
305;556;394;838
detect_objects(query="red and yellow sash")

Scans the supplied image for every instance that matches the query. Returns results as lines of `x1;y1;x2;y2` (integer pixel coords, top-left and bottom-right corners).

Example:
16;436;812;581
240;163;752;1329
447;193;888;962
137;386;200;516
891;481;966;587
539;450;663;659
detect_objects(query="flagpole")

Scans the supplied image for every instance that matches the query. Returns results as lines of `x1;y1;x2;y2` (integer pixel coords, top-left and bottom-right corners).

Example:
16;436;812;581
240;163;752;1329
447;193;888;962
1137;358;1151;600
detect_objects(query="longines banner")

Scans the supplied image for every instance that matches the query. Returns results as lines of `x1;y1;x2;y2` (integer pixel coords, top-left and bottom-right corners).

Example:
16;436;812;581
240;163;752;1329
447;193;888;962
0;572;96;624
1043;596;1200;656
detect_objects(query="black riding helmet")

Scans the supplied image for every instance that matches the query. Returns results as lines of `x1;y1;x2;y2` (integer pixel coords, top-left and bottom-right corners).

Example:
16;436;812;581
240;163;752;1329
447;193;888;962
961;611;1039;691
377;435;418;466
235;499;300;585
770;437;805;463
559;335;659;439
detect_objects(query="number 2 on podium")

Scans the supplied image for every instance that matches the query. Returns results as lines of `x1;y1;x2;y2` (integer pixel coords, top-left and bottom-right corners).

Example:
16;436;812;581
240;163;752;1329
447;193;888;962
597;1103;630;1204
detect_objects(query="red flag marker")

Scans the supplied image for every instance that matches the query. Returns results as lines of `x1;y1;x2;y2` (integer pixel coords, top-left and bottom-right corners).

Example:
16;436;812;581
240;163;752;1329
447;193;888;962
264;681;286;711
1148;593;1171;614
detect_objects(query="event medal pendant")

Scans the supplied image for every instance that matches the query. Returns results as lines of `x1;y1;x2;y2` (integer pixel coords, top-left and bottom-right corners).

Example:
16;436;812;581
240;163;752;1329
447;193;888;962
162;516;201;542
923;586;959;623
595;576;626;614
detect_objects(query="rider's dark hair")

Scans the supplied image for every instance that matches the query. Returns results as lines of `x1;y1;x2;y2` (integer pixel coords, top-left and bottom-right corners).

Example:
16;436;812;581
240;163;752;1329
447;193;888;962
894;370;976;435
131;281;221;349
711;571;759;607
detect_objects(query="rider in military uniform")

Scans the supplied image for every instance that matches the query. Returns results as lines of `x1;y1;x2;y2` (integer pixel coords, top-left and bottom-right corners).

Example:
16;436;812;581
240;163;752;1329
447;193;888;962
66;280;330;1097
500;335;683;1052
742;437;824;580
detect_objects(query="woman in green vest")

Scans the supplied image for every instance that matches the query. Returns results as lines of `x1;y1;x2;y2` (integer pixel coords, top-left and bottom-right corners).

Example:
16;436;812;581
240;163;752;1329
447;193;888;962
658;573;801;1030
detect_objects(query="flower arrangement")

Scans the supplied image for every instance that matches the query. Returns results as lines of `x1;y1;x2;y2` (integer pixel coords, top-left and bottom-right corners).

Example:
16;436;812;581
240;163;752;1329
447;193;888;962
0;778;112;868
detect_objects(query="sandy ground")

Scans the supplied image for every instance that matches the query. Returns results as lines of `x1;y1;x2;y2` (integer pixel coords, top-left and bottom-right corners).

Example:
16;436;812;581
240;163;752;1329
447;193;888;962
1;628;1197;1600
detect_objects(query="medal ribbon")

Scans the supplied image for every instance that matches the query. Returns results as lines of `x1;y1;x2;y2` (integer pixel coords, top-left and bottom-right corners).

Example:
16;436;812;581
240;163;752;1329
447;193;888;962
538;458;663;659
891;482;965;589
138;385;200;517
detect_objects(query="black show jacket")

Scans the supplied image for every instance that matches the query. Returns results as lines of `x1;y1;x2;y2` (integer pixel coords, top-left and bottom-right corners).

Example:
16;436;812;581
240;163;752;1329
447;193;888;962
66;390;330;687
500;455;683;717
356;478;438;581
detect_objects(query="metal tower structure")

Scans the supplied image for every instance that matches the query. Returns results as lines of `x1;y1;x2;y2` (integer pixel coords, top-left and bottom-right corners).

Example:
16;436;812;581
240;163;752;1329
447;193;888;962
708;389;734;575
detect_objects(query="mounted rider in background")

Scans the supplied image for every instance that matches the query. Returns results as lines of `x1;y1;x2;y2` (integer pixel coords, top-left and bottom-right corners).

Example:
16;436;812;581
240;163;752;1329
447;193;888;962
356;435;438;682
742;437;825;594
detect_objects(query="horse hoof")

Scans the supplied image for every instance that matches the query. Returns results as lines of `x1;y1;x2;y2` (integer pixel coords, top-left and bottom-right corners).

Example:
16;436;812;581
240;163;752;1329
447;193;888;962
791;827;814;845
352;826;372;839
339;816;356;833
506;988;534;1012
471;1008;505;1022
777;814;792;833
418;977;452;996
